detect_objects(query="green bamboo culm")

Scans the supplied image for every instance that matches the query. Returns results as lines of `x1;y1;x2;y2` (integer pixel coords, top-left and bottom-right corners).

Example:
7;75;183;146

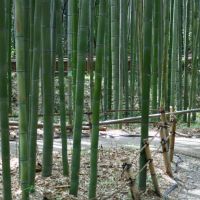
72;0;78;111
41;0;54;177
157;1;163;105
0;0;12;198
130;0;137;113
151;0;160;111
88;0;106;198
68;0;78;110
139;0;153;191
170;0;178;108
70;0;89;196
188;1;200;127
167;0;174;110
103;0;111;119
88;0;95;109
136;0;143;110
15;0;29;198
56;0;69;176
176;0;183;111
28;0;42;190
183;0;190;122
119;0;129;118
24;0;30;118
122;0;129;117
107;1;112;114
106;1;112;117
5;0;12;115
28;0;35;77
160;0;170;109
111;0;120;119
67;0;76;125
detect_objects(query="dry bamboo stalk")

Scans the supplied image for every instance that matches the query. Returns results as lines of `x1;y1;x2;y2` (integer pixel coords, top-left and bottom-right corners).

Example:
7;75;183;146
96;108;200;126
159;110;173;177
169;107;177;162
160;109;170;147
121;158;140;200
143;139;161;197
160;127;173;178
9;121;107;131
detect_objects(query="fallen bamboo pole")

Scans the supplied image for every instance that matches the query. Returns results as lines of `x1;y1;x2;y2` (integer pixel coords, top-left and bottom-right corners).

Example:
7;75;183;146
9;108;200;126
96;108;200;126
9;121;107;131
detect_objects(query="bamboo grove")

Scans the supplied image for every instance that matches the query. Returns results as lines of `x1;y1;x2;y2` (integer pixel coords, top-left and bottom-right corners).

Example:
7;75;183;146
0;0;200;199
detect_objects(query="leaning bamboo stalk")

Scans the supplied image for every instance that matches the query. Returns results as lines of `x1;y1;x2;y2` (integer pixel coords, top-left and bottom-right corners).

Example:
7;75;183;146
143;139;161;196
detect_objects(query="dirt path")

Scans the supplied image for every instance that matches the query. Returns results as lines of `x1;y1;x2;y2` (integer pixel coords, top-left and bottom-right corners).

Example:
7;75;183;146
7;128;200;158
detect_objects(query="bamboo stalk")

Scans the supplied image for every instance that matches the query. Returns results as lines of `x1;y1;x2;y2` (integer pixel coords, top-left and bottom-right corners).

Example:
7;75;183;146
160;126;173;177
169;108;177;162
41;0;55;177
95;108;200;126
56;0;69;177
15;0;29;198
28;0;42;190
69;0;89;195
160;110;173;177
0;0;12;198
122;158;140;200
160;109;169;148
89;1;106;197
143;139;161;197
111;0;120;119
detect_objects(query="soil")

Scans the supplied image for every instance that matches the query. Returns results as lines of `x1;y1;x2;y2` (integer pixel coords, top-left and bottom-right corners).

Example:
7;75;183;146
1;145;200;200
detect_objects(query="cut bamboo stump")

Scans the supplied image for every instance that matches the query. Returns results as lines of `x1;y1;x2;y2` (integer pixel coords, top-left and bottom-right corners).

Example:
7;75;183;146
160;110;173;178
143;139;161;197
121;158;140;200
169;107;177;162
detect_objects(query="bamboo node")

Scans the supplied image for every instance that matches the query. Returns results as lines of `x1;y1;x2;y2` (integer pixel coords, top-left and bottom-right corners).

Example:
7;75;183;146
170;131;176;136
161;138;167;145
129;177;136;186
148;158;153;163
143;139;149;146
122;162;132;171
159;108;165;114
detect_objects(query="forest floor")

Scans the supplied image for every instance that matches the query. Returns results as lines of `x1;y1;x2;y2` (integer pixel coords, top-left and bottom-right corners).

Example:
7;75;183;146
1;126;200;199
1;74;200;199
